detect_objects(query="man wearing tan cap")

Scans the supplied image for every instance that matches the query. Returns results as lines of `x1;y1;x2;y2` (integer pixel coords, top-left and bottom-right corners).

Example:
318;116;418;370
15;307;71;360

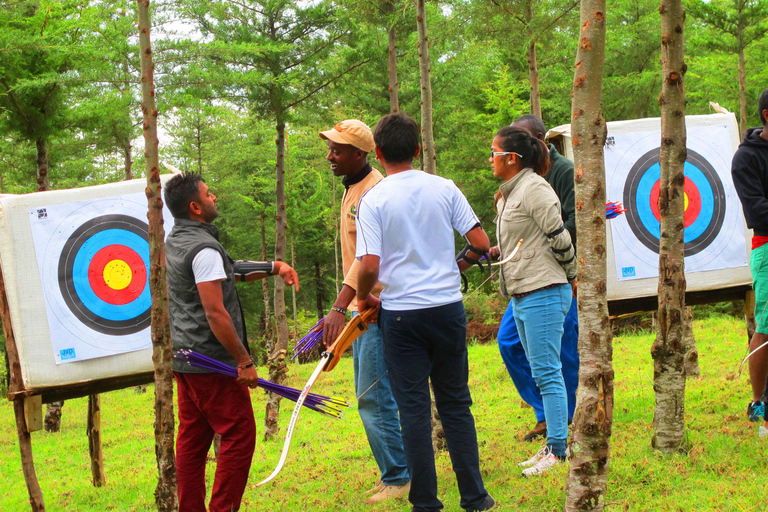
319;119;410;504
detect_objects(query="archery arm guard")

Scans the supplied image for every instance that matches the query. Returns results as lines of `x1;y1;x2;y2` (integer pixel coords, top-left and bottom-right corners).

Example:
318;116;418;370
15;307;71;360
456;243;490;293
233;260;274;282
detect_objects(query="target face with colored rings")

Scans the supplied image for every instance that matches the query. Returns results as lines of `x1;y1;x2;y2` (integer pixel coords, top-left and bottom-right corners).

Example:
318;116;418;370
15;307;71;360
58;214;151;335
623;148;726;256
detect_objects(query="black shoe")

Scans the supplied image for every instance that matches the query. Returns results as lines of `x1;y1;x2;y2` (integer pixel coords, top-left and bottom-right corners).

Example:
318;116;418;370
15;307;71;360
464;495;497;511
524;420;547;442
747;400;765;422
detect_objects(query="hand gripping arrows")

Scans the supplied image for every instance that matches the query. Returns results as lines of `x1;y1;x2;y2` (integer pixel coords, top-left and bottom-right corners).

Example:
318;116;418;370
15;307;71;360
256;306;378;486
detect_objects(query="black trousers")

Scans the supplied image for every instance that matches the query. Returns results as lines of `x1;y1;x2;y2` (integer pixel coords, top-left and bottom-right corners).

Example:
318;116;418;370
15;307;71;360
380;301;488;512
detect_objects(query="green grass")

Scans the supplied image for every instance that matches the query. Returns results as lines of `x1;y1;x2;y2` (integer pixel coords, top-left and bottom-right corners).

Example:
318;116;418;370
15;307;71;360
1;314;767;511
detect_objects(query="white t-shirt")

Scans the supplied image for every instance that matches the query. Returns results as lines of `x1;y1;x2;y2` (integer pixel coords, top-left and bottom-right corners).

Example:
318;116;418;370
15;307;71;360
192;248;227;283
355;170;480;310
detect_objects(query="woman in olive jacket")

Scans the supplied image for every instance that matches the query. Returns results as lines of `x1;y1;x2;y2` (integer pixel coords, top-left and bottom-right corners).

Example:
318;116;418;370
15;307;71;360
490;125;577;476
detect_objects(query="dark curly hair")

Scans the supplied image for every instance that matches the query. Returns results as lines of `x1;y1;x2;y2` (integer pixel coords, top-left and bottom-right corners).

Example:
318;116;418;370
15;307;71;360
164;172;204;219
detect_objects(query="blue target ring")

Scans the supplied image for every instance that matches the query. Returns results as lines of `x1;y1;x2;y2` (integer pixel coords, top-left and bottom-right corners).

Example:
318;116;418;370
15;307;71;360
623;148;725;256
58;214;152;335
71;230;150;321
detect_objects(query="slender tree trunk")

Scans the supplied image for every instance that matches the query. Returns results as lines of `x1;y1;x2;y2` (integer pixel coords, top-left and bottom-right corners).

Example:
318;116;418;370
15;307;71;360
386;0;400;113
1;262;45;510
291;234;297;339
260;213;272;340
137;2;178;509
123;138;133;180
333;175;339;294
44;402;63;432
683;306;700;378
265;119;289;440
431;385;446;451
416;0;436;175
737;39;747;137
652;0;688;454
35;138;49;192
527;40;542;119
565;1;613;510
314;260;324;320
87;394;105;487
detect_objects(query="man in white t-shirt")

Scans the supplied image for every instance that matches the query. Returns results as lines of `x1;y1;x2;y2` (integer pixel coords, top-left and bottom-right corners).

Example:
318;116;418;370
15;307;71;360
164;172;298;512
355;113;496;512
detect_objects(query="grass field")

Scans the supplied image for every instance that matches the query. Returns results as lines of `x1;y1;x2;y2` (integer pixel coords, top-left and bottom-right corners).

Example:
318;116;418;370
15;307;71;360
1;313;767;511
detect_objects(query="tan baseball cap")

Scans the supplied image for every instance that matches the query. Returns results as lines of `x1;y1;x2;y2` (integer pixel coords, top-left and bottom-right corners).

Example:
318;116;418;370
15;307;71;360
319;119;375;153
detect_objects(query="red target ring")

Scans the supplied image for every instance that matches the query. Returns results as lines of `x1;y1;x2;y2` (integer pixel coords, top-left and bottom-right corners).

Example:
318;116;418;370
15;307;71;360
649;176;702;228
87;245;147;305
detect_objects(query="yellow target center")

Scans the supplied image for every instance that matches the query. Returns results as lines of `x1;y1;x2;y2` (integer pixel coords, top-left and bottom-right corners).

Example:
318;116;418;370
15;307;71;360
684;192;689;211
103;260;132;290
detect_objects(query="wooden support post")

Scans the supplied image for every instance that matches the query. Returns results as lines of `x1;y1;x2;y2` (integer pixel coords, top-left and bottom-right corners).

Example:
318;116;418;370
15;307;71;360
87;394;105;487
1;262;45;509
24;395;43;432
745;289;756;343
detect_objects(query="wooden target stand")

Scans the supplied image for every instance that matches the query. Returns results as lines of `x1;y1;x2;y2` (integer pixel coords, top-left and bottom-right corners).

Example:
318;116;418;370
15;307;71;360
1;262;153;510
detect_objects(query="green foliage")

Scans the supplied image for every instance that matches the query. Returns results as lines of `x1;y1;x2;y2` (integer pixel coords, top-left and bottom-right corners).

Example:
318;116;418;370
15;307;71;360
0;314;765;509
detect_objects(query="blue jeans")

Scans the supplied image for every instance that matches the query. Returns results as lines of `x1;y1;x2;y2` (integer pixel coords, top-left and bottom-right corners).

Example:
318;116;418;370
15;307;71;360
353;315;410;486
380;301;488;512
498;299;579;423
512;284;571;458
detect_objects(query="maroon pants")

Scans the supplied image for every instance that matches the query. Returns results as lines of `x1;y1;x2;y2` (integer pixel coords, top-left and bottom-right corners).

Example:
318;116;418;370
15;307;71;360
175;372;256;512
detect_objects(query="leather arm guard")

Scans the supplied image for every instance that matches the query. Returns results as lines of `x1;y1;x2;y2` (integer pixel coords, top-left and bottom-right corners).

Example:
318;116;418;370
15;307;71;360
233;260;274;282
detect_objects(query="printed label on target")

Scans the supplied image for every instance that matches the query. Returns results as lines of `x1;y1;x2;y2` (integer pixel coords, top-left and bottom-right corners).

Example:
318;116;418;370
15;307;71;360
605;124;747;281
28;193;173;363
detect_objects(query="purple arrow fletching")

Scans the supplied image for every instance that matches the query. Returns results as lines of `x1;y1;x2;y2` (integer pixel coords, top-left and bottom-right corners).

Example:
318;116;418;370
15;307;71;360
174;349;349;418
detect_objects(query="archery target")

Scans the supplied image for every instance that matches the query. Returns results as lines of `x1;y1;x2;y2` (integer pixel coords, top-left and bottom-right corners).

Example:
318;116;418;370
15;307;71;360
58;215;151;335
623;148;725;257
606;124;747;281
28;192;173;364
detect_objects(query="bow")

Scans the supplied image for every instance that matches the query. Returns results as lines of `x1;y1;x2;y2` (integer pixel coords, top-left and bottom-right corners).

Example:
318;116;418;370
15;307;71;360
256;307;378;486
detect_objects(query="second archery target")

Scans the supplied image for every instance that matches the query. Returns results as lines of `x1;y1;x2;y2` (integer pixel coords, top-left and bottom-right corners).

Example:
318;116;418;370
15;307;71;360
623;148;726;257
605;123;746;281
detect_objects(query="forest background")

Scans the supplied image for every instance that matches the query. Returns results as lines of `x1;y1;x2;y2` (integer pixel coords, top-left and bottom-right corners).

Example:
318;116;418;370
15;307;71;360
1;0;767;366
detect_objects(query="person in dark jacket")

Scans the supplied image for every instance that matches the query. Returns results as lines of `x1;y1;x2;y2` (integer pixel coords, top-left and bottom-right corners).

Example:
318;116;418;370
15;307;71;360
492;114;580;442
731;87;768;437
164;172;299;512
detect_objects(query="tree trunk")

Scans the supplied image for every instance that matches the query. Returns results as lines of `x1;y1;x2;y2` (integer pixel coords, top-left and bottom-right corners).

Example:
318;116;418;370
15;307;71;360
430;385;446;452
527;40;542;119
291;233;297;339
44;401;63;433
652;0;688;455
265;119;289;440
683;306;700;378
137;1;178;509
87;394;105;487
260;213;272;340
565;0;613;510
35;138;49;192
333;175;340;294
737;38;747;137
314;260;324;320
123;138;133;180
416;0;436;175
2;263;45;510
386;0;400;113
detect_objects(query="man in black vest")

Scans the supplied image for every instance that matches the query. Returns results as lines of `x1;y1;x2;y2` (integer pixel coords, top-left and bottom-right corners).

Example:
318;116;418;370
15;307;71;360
164;172;298;512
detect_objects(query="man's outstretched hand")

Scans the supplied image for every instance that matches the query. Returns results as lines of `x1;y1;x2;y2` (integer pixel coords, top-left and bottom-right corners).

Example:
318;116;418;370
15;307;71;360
274;261;300;291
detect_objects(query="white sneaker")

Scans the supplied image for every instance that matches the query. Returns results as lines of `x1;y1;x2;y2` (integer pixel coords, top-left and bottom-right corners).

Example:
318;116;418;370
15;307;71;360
521;451;560;477
518;445;552;468
759;426;768;438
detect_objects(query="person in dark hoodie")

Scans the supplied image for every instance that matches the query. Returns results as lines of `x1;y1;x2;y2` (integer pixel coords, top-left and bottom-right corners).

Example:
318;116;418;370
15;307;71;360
731;87;768;438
